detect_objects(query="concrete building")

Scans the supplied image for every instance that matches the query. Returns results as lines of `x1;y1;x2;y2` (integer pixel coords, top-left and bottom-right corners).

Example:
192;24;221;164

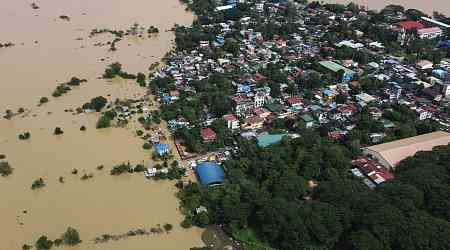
318;61;356;82
223;114;240;130
417;27;443;39
363;131;450;170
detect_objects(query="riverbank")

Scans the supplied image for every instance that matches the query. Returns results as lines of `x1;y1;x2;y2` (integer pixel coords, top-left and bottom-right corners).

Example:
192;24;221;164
0;0;204;249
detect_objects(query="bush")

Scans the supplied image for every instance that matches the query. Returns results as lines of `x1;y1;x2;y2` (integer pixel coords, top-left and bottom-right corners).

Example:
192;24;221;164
96;115;112;129
0;154;5;159
54;127;64;135
142;143;151;150
80;126;86;131
133;164;146;172
62;227;82;245
181;218;192;228
90;96;108;111
136;130;144;136
0;161;13;176
22;244;32;250
35;236;53;250
163;223;173;232
53;238;63;247
31;178;45;190
110;163;133;175
39;97;49;105
18;132;31;140
66;77;87;86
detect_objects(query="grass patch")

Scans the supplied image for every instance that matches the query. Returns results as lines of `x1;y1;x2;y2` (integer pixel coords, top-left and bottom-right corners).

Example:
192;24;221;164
232;228;276;250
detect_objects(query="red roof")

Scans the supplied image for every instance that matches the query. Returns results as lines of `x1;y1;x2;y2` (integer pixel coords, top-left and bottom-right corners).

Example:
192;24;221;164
253;107;270;116
223;114;238;121
201;128;217;141
246;116;264;124
254;73;267;81
352;157;394;184
397;20;425;31
287;96;303;105
231;94;249;104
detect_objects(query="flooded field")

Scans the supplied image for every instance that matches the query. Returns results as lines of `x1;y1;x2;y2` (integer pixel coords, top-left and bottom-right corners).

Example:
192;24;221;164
0;0;204;249
323;0;450;16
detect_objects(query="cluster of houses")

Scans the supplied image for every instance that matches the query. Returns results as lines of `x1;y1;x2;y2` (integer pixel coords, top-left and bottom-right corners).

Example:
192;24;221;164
351;157;394;188
150;1;450;185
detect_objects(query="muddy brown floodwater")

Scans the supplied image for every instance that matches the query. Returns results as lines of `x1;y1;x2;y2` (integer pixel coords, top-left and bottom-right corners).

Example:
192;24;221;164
0;0;204;250
322;0;450;16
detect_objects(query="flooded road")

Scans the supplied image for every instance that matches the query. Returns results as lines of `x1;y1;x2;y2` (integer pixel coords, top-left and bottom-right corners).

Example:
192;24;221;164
323;0;450;16
0;0;203;249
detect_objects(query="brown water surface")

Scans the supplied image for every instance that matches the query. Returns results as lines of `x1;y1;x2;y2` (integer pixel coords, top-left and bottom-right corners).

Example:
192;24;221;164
0;1;203;249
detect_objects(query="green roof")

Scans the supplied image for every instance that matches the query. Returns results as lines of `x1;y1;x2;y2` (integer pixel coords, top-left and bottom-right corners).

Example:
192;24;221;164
381;119;396;128
319;61;356;74
265;102;284;113
301;114;314;122
257;133;286;147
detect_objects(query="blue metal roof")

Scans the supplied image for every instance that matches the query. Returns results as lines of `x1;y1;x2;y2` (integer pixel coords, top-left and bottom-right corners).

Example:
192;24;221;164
196;162;225;186
439;40;450;48
155;143;170;155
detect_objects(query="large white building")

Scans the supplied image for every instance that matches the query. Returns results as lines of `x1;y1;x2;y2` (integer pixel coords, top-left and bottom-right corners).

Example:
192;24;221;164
363;131;450;170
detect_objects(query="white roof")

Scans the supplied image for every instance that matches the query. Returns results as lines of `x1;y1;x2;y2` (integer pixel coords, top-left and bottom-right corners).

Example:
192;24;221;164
356;93;376;103
336;40;364;49
421;16;450;28
215;5;234;11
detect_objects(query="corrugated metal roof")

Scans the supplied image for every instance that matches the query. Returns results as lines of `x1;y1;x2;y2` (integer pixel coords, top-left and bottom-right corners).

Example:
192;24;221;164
318;61;356;74
196;162;225;186
364;131;450;168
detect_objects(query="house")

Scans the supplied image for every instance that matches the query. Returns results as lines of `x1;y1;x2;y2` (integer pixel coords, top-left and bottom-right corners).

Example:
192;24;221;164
231;94;254;116
416;107;433;120
352;157;394;186
144;167;157;178
241;116;264;130
201;128;217;142
335;40;364;49
416;60;433;70
254;92;266;107
253;107;271;119
155;143;170;156
318;61;356;82
356;93;376;103
300;114;315;128
199;41;210;49
287;96;303;109
396;20;425;32
223;114;240;130
417;27;443;39
423;87;443;102
369;107;383;119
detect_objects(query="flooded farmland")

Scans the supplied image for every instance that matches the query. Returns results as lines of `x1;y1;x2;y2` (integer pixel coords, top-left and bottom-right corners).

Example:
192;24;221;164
0;0;204;249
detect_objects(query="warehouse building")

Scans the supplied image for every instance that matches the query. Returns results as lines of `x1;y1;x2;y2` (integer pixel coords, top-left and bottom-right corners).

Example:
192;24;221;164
363;131;450;170
195;162;225;186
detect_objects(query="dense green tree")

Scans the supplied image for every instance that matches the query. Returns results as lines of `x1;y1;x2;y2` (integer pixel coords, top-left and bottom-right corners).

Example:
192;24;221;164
62;227;81;245
35;236;53;250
